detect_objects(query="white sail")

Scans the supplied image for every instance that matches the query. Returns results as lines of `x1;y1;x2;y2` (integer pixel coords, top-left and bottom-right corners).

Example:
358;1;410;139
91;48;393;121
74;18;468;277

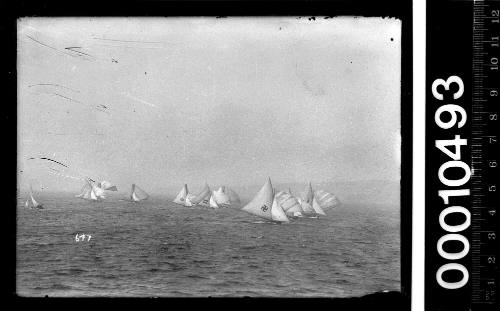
93;184;106;199
198;192;211;207
209;194;219;208
190;183;211;205
90;187;98;200
184;193;196;207
26;186;44;209
275;191;302;214
312;197;326;215
76;179;104;201
75;182;91;198
314;189;341;209
241;178;274;221
213;186;231;206
299;182;317;216
271;197;289;222
300;201;316;214
301;182;314;204
130;184;149;201
173;184;189;204
98;180;118;191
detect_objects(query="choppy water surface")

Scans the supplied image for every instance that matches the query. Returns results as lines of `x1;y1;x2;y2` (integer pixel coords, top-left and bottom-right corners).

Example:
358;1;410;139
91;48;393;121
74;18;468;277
17;194;400;297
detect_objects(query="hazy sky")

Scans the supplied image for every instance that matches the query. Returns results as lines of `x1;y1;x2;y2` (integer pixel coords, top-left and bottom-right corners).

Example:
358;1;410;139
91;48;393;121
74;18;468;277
18;17;401;194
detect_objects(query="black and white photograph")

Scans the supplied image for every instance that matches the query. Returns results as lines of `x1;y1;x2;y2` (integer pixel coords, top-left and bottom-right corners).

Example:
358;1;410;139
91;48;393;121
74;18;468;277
16;16;403;298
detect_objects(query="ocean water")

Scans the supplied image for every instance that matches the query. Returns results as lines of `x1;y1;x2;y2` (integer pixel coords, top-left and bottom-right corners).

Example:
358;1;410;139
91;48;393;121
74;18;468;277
16;194;400;297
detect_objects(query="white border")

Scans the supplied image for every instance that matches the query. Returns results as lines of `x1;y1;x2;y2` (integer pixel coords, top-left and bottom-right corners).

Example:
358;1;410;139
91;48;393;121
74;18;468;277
412;0;426;310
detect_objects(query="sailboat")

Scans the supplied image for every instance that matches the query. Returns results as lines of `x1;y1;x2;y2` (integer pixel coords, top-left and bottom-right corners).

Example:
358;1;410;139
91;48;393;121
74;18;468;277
271;192;289;222
25;186;43;209
299;182;319;217
97;180;118;191
173;184;189;205
312;197;326;215
130;184;149;202
76;178;106;201
213;186;231;207
241;178;289;223
314;189;341;209
209;193;219;208
190;183;211;207
275;190;303;218
184;193;197;207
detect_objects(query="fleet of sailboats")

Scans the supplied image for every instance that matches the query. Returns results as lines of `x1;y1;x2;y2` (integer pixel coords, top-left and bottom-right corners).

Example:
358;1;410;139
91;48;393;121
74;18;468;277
241;179;340;222
172;183;241;208
24;177;340;220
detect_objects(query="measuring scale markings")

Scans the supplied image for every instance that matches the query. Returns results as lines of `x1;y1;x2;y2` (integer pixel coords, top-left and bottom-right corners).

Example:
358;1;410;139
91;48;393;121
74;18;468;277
471;0;499;305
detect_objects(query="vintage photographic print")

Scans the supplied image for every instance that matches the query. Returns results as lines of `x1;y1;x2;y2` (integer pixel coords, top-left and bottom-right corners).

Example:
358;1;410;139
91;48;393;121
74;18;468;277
16;17;402;297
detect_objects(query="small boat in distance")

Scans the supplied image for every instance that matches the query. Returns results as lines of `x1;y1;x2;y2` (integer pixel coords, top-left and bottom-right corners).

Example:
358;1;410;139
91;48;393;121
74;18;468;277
76;178;106;201
190;183;211;207
314;189;341;209
209;193;219;208
241;178;289;223
300;182;319;217
25;185;43;209
312;197;326;215
173;184;189;205
275;190;303;218
130;184;149;202
270;194;289;222
97;180;118;192
213;186;231;207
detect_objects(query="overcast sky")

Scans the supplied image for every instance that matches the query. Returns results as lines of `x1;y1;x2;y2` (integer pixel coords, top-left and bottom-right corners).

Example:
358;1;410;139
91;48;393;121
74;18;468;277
17;17;401;194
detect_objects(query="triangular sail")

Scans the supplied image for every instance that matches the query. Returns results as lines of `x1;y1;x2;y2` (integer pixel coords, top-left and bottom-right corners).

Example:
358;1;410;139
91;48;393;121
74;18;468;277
300;200;316;214
26;186;43;209
241;178;274;221
92;183;106;199
131;184;149;201
75;182;91;198
302;182;314;204
271;197;289;222
275;191;302;214
209;193;219;208
184;193;196;207
173;184;189;204
213;186;231;206
76;178;104;201
314;190;341;209
191;183;211;205
312;197;326;215
198;192;211;207
98;180;118;191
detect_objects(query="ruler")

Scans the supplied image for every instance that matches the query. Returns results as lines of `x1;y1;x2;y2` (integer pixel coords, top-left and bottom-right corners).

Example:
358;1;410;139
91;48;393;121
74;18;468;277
471;0;499;306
